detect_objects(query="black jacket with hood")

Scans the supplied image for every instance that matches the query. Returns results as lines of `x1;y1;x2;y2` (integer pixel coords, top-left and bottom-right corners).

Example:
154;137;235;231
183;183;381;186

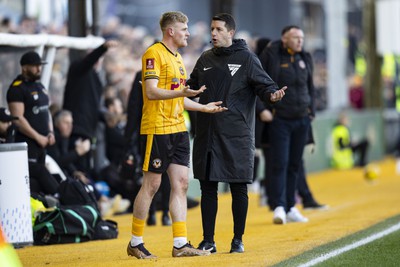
187;39;279;183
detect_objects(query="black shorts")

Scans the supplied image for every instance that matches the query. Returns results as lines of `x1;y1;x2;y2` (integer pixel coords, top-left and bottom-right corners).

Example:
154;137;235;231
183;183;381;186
140;132;190;173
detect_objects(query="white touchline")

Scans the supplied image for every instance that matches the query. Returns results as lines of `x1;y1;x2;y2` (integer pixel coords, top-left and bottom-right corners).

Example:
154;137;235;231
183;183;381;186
297;222;400;267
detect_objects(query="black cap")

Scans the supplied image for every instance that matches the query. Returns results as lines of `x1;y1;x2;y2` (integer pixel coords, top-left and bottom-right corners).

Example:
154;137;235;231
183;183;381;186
0;108;18;122
20;51;47;66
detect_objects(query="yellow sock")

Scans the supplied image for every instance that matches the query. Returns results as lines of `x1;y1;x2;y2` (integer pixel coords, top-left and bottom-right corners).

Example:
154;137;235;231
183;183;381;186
172;221;187;238
131;216;145;236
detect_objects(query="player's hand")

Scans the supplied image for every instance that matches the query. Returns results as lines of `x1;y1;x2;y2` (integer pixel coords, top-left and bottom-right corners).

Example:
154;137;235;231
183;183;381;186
182;85;206;97
202;101;228;113
270;86;287;102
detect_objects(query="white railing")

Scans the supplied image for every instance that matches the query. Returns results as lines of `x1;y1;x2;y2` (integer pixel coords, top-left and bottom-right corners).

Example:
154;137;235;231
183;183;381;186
0;33;105;89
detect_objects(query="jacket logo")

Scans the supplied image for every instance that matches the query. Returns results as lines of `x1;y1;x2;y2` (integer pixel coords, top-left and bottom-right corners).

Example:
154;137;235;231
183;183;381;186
203;67;212;71
228;64;241;76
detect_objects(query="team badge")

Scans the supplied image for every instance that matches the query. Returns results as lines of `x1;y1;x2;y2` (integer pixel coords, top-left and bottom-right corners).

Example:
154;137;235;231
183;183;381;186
298;60;306;69
32;92;39;100
152;158;162;169
179;66;185;75
146;58;155;70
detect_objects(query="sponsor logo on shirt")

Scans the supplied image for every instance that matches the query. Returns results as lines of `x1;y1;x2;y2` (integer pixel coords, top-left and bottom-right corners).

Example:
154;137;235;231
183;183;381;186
32;105;49;115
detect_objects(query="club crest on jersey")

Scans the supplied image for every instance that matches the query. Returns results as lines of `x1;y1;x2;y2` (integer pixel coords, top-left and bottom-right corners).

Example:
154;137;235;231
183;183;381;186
228;64;241;76
152;158;162;169
146;58;154;70
179;66;185;75
31;92;39;100
299;60;306;69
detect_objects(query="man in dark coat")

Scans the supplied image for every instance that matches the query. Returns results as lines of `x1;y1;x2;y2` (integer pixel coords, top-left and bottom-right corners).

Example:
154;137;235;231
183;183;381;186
259;25;315;224
187;13;286;253
62;40;118;173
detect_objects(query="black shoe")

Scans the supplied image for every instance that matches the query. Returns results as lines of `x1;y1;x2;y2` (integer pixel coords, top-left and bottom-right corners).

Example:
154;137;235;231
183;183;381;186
146;213;156;226
162;213;171;226
303;200;329;210
197;240;217;253
230;239;244;253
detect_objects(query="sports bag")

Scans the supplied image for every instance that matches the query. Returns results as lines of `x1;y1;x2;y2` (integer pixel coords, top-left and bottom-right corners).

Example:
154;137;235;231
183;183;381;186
58;178;99;212
33;205;99;245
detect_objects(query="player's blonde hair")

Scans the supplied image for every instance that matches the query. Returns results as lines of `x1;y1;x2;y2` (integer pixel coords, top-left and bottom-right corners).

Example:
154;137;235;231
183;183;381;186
159;11;188;32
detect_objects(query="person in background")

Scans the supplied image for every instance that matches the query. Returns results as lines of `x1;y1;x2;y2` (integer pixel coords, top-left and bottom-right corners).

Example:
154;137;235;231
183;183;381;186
63;40;118;175
187;13;286;254
7;51;59;196
127;11;227;259
259;25;315;224
47;109;130;216
0;107;18;143
103;97;126;166
331;111;369;170
255;39;327;211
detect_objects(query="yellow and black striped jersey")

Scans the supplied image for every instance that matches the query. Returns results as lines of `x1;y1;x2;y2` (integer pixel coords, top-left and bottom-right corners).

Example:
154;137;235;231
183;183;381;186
140;42;187;135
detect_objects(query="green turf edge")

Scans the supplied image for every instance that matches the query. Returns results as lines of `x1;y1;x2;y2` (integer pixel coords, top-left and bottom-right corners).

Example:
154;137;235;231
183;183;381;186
272;214;400;267
320;228;400;267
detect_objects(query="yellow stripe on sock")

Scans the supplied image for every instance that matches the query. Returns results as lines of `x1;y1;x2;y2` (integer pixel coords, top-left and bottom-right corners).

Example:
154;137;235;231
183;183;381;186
172;221;187;238
131;216;145;236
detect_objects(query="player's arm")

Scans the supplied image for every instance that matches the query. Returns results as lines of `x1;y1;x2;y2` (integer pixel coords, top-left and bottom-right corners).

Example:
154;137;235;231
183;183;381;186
145;79;205;100
184;97;228;113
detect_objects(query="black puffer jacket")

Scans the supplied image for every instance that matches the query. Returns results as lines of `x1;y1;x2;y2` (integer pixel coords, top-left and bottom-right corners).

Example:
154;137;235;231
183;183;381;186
259;40;315;119
187;39;278;183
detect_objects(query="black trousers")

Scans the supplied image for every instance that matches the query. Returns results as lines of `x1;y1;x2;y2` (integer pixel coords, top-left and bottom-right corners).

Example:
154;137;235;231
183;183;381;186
199;180;248;242
351;139;369;167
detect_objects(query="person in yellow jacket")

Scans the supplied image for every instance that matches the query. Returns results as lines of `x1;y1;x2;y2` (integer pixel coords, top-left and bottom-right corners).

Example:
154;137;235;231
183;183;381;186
331;112;369;169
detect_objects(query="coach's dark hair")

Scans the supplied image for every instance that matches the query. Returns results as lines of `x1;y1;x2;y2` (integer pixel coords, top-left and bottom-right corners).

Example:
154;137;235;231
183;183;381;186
212;13;236;31
281;25;301;36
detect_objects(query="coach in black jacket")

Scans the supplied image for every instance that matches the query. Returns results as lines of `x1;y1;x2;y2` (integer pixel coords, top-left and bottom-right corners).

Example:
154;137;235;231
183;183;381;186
187;13;286;254
259;25;315;225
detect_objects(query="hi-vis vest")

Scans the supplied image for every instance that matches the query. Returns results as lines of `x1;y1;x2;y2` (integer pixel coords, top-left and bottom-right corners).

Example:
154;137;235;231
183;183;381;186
331;124;354;169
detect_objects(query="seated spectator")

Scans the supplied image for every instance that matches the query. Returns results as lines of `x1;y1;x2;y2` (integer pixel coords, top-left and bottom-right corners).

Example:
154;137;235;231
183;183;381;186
0;107;18;143
47;110;130;216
